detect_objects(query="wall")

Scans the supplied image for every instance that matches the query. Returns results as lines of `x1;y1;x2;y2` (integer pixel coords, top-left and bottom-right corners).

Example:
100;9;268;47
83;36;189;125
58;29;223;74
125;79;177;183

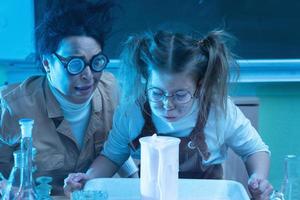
0;66;6;85
0;0;35;60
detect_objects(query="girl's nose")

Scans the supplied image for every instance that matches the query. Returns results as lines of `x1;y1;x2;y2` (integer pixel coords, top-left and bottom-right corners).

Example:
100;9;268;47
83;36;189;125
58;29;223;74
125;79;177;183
162;97;175;110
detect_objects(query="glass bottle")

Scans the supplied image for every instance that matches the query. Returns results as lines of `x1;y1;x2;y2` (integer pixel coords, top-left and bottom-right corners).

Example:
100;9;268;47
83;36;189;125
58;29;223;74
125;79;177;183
282;155;300;200
15;118;38;200
2;150;23;200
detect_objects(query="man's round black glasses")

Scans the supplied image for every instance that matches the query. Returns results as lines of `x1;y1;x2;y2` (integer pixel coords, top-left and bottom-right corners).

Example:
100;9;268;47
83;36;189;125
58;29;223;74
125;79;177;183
53;52;109;75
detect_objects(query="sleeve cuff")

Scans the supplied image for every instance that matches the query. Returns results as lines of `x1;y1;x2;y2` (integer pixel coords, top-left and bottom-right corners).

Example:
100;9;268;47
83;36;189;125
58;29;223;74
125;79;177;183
117;156;138;177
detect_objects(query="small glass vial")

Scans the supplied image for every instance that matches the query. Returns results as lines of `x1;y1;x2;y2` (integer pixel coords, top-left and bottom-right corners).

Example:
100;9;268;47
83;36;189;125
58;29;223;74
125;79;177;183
36;176;53;200
15;118;38;200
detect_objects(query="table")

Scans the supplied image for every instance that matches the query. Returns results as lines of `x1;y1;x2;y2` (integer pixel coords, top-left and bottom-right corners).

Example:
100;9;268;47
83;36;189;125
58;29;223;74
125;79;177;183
84;178;250;200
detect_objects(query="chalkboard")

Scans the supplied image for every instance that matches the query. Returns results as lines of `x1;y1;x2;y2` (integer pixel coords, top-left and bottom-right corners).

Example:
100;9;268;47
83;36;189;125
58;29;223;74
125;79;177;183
0;0;35;61
34;0;300;59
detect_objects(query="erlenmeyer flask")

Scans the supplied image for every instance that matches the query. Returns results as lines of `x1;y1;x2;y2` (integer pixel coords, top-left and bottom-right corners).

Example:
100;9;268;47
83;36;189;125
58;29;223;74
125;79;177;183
2;150;23;200
1;147;37;200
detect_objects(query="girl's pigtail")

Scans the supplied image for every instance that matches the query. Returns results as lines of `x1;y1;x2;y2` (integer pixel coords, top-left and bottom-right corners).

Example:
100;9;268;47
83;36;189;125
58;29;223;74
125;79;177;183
199;30;236;114
119;35;148;105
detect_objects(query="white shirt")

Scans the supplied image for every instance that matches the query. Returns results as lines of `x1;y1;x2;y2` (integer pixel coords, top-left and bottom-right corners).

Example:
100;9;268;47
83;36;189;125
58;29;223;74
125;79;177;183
102;98;270;167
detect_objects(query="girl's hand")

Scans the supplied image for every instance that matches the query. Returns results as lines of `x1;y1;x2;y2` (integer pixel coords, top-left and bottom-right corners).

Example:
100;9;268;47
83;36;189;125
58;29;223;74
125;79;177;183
63;172;90;197
248;173;273;200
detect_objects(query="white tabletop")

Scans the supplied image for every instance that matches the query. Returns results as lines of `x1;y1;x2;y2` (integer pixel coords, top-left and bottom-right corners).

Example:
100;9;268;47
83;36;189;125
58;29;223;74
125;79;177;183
84;178;250;200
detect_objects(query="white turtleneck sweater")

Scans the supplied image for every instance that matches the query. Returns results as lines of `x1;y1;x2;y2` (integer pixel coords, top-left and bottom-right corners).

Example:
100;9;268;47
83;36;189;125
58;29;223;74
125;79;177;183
48;79;92;149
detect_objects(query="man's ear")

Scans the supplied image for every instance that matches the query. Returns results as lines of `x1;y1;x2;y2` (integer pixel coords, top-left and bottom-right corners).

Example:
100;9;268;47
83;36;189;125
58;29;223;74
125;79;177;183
42;55;50;73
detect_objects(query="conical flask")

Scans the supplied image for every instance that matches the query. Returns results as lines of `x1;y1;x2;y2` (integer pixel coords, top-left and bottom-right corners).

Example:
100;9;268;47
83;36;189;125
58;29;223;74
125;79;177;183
2;150;23;199
15;118;38;200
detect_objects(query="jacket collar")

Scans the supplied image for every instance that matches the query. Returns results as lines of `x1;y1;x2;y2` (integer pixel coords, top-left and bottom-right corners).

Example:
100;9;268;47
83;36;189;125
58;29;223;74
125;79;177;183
44;79;63;118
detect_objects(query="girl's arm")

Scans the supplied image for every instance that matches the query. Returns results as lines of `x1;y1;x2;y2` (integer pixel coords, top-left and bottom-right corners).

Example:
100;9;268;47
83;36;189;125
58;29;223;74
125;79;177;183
245;151;270;179
86;155;119;178
245;151;273;199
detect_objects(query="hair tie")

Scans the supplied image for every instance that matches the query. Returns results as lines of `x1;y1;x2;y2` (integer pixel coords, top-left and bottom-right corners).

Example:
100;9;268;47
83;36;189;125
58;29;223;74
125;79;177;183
199;38;209;47
198;38;210;54
198;39;205;47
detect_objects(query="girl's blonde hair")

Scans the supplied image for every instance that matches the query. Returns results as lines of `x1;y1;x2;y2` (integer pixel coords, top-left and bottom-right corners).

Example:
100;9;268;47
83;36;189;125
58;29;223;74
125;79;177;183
119;30;238;120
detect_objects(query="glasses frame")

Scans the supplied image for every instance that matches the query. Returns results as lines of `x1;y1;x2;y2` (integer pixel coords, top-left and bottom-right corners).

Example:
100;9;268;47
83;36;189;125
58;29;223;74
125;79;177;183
53;52;109;75
146;87;196;105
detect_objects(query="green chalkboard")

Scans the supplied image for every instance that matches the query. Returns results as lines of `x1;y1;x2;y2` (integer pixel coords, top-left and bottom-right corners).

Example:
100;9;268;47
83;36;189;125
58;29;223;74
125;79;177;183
35;0;300;59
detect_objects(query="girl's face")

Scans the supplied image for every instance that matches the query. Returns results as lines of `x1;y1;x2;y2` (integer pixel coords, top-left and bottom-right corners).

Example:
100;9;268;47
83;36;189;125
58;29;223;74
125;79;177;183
147;70;198;122
43;36;103;104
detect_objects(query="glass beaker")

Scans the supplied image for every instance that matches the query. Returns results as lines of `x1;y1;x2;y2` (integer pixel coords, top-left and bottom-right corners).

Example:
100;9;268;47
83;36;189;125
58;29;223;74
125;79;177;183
139;134;180;200
282;155;300;200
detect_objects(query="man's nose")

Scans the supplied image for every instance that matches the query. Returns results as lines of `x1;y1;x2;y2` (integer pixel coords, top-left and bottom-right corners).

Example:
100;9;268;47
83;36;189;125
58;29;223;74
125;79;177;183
80;65;93;79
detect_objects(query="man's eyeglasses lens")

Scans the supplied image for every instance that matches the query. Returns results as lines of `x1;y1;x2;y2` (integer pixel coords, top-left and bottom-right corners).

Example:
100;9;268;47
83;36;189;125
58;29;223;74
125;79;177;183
147;88;193;104
68;58;85;74
54;53;109;75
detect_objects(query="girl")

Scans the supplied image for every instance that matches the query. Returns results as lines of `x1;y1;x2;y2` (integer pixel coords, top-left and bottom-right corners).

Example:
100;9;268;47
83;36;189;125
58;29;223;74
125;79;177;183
64;30;273;199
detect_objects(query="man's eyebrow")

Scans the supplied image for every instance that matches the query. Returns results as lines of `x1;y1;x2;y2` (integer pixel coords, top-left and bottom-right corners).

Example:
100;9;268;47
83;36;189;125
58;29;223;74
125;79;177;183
60;54;85;60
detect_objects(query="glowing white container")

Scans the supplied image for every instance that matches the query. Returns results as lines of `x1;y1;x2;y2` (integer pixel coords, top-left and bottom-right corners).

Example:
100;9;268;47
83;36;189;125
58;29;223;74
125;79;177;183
139;135;180;200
